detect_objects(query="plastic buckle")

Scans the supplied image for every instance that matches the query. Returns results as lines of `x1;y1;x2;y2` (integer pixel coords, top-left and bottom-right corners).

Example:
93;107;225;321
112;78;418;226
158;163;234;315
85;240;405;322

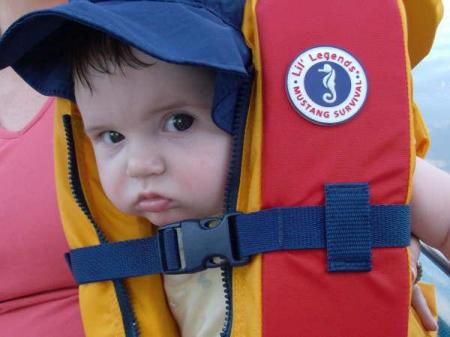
158;213;249;274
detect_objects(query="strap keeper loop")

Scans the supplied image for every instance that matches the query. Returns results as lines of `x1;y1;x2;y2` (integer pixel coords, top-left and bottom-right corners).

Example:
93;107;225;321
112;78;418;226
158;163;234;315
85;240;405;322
325;183;372;272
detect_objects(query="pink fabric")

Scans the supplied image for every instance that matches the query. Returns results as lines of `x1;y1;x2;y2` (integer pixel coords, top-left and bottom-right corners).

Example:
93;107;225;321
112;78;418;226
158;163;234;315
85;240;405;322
0;98;84;336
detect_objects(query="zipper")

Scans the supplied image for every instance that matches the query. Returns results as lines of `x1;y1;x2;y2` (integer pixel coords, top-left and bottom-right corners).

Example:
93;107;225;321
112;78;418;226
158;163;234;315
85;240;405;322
62;115;140;337
220;75;253;337
223;76;252;213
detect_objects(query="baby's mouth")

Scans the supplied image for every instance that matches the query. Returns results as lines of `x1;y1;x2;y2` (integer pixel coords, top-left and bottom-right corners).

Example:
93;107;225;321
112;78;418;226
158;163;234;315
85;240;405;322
135;193;172;213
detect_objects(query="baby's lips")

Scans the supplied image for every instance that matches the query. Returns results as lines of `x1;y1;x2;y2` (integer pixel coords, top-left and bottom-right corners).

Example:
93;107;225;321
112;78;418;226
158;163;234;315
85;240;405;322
135;194;172;213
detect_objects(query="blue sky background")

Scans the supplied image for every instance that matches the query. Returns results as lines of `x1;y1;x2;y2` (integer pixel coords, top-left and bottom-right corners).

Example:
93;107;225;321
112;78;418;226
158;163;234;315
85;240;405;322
413;0;450;173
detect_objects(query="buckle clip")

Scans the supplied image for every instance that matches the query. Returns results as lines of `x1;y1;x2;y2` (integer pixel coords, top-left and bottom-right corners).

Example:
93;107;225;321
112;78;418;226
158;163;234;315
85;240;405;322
158;213;249;274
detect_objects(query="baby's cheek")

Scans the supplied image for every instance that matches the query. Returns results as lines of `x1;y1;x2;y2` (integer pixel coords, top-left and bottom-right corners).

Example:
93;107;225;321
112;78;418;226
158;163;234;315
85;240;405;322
180;163;219;192
179;170;201;194
99;172;127;211
201;165;228;206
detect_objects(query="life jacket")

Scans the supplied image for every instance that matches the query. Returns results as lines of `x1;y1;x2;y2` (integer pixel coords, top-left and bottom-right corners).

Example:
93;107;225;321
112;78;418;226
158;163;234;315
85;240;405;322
0;0;442;336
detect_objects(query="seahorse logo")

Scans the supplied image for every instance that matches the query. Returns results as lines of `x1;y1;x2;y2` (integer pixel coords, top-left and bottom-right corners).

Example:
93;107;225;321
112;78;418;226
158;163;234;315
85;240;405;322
318;63;336;104
286;46;368;125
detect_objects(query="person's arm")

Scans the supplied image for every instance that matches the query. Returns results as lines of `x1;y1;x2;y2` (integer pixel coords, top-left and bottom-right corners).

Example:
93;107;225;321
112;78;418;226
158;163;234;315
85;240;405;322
411;157;450;259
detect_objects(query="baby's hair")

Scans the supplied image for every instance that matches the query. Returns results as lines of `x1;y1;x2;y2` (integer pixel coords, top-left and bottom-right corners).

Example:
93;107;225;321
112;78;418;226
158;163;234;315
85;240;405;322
65;23;153;91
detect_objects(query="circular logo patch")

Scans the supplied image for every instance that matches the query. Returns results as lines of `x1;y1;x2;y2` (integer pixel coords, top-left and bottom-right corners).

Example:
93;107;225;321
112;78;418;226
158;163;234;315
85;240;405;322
286;46;368;125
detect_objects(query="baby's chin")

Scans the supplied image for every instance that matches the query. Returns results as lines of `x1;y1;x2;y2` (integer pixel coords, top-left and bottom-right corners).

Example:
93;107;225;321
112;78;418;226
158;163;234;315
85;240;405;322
144;212;192;228
144;209;222;228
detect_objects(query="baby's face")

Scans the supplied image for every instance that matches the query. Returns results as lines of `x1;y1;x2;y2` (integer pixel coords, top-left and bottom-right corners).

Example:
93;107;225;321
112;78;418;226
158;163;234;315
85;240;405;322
75;51;231;226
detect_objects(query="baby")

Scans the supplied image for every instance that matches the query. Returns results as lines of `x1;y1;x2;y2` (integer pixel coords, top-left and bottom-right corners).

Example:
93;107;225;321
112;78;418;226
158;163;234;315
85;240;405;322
71;28;235;337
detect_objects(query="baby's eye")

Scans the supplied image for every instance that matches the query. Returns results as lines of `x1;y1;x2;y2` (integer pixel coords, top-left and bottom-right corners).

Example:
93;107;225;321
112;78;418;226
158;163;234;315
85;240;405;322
165;113;194;132
100;131;125;144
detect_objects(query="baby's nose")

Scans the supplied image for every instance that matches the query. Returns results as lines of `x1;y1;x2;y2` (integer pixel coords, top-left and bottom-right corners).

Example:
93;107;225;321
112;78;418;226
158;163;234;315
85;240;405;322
126;155;165;178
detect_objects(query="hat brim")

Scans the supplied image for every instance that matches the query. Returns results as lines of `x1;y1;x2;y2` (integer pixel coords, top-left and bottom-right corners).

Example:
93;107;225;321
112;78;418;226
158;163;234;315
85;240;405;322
0;1;251;100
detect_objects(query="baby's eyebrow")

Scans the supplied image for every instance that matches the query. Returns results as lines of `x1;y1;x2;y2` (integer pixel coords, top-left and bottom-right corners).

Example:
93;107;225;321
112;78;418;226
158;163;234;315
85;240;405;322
84;124;108;134
149;98;209;114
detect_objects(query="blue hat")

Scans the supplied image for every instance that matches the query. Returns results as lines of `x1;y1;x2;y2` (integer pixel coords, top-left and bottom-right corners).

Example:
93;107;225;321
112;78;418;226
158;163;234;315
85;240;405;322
0;0;252;133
